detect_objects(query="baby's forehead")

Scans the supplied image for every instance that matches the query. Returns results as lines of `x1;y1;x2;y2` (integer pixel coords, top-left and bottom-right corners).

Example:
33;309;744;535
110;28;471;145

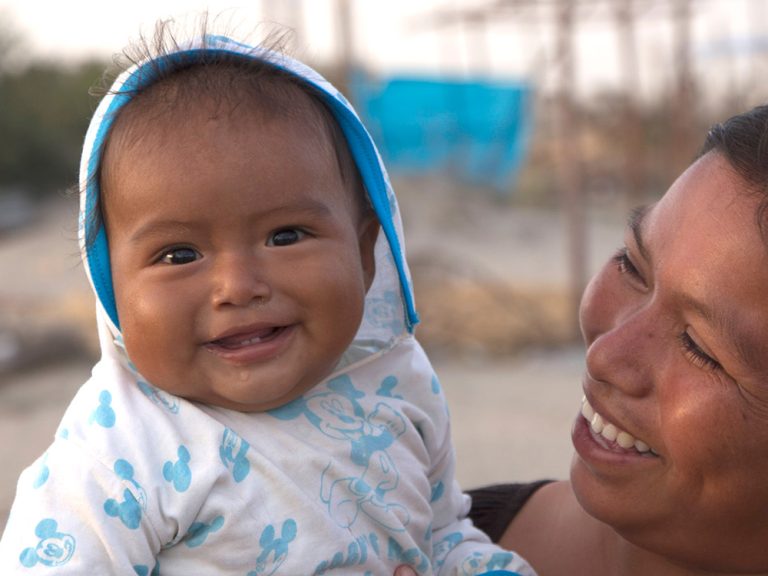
103;66;338;173
111;63;331;143
102;60;365;214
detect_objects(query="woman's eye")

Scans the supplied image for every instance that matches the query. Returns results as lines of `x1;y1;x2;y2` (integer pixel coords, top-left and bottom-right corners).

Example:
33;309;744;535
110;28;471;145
679;332;721;371
613;248;643;282
267;228;306;247
158;247;200;265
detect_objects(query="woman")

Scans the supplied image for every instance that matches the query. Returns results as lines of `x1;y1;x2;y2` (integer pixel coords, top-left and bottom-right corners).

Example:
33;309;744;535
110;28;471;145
399;103;768;575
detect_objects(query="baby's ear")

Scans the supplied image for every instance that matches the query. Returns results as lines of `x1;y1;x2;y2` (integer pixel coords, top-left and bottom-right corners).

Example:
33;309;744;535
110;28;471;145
358;213;379;292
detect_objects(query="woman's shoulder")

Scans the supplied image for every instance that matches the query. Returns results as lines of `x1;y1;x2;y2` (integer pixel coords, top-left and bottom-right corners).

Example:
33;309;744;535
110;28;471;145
466;480;556;543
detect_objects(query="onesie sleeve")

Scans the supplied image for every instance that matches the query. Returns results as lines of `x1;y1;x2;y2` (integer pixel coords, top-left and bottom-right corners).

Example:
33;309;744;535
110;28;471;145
421;376;537;576
0;437;162;574
426;428;536;576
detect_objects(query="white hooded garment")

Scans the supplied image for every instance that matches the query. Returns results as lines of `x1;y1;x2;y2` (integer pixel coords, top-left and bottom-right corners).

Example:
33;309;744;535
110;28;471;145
0;35;535;576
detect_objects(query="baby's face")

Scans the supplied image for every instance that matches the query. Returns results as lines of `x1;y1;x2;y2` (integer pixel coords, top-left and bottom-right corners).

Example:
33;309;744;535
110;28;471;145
103;104;378;411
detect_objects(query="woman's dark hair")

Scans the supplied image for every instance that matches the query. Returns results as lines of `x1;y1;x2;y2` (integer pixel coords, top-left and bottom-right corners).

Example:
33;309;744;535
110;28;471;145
699;104;768;234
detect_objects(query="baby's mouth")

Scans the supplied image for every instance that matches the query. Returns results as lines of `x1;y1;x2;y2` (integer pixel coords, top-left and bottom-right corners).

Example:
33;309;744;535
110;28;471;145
207;326;286;350
581;397;659;457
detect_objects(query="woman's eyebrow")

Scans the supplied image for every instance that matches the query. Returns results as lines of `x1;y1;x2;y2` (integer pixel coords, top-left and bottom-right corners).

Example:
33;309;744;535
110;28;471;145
679;290;763;370
626;204;764;372
627;205;651;261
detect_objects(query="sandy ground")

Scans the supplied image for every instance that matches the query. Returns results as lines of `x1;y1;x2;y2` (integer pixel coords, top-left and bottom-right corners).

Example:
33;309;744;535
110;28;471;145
0;184;624;534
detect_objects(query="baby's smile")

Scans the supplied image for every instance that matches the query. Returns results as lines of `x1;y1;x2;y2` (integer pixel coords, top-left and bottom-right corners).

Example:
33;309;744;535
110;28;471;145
207;325;288;349
203;324;297;365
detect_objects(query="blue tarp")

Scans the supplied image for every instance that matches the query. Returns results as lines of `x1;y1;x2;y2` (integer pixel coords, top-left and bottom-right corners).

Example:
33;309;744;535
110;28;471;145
350;72;533;194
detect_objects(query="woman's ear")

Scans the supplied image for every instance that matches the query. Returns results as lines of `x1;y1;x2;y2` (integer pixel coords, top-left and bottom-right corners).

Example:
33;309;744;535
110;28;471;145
358;212;380;292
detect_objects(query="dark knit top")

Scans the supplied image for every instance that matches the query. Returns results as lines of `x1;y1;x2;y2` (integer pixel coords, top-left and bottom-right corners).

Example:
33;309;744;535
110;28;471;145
466;481;554;543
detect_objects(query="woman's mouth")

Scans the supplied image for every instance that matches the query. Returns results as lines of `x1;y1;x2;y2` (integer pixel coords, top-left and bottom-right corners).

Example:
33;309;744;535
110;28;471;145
580;396;659;457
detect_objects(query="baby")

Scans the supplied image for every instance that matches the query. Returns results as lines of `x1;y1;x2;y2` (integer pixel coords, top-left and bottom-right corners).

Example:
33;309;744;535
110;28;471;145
0;28;535;576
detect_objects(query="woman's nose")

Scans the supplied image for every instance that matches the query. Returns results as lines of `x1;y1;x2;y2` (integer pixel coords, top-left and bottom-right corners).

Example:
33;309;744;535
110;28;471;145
211;252;271;308
584;315;657;397
580;267;656;397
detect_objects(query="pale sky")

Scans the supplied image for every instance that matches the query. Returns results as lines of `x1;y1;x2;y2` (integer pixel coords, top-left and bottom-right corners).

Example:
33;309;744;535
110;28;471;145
1;0;765;101
2;0;448;68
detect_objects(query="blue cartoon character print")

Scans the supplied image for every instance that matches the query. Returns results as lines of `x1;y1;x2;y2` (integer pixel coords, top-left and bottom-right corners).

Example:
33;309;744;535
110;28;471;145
376;375;403;399
387;536;430;573
124;358;180;414
461;551;517;575
136;380;180;414
312;532;380;574
247;519;297;576
271;375;410;533
433;532;463;571
104;459;147;530
89;390;116;427
32;453;50;489
364;290;406;334
219;427;251;482
133;561;160;576
431;374;441;394
184;515;224;548
19;519;76;568
163;445;192;492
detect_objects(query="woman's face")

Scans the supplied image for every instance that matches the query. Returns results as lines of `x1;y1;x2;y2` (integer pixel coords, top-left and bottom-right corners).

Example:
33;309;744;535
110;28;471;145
572;152;768;571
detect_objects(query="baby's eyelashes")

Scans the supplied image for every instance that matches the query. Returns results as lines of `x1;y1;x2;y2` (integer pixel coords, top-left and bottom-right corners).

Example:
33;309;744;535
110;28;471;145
266;228;308;247
151;225;311;265
158;247;201;265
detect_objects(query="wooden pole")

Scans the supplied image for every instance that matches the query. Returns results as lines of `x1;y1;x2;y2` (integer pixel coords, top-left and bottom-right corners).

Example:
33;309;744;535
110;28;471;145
336;0;354;96
555;0;587;339
615;0;645;207
671;0;695;178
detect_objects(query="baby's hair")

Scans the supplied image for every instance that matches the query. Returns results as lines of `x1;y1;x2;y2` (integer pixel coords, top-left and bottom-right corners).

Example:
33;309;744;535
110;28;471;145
85;15;368;248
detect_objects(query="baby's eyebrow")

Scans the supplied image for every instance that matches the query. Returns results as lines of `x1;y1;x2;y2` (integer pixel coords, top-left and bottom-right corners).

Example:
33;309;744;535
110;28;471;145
126;200;335;244
257;200;334;220
128;220;195;244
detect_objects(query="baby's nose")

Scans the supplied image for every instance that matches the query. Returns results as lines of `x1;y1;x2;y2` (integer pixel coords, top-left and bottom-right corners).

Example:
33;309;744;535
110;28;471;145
211;254;271;308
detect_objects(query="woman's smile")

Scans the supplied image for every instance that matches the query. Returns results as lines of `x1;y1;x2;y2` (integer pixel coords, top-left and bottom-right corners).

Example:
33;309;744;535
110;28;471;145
579;397;657;457
572;395;661;474
571;409;660;471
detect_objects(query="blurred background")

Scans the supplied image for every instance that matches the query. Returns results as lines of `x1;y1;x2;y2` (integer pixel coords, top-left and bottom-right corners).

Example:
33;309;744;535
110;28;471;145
1;0;766;533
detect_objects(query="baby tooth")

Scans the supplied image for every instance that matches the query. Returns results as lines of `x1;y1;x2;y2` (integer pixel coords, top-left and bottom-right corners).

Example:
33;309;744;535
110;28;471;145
616;431;635;449
590;413;605;434
601;423;618;442
634;440;650;453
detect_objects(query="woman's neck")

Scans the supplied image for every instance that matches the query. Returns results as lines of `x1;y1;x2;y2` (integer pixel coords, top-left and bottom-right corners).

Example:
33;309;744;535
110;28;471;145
499;480;766;576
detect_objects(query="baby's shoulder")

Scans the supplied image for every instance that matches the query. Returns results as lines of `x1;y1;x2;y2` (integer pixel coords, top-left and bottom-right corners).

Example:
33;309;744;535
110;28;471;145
57;375;222;485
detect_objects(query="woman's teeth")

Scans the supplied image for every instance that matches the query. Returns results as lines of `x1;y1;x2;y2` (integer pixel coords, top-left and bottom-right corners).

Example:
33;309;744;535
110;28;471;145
581;397;656;455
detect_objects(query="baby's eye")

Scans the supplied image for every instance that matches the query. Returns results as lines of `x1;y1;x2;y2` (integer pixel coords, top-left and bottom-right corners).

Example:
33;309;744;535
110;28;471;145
158;247;200;265
267;228;307;247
